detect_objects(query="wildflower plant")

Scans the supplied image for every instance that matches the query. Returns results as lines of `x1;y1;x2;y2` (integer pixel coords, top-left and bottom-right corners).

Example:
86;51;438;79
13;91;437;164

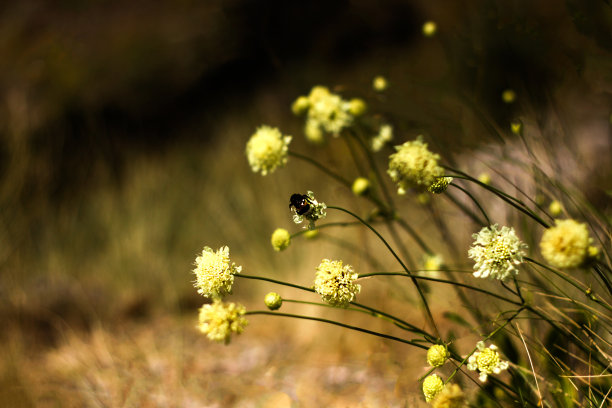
189;70;612;407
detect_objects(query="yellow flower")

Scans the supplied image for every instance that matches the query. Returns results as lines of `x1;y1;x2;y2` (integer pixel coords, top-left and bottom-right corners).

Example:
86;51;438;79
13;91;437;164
548;200;563;217
422;21;437;37
348;98;367;116
198;300;248;344
423;374;444;402
291;96;310;115
352;177;371;196
432;384;467;408
468;224;527;281
388;137;444;193
540;219;590;268
372;75;388;91
371;124;393;152
467;341;509;382
427;344;449;367
264;292;282;310
477;173;491;185
271;228;291;251
246;125;292;175
510;121;523;135
502;89;516;103
193;246;241;299
314;259;360;307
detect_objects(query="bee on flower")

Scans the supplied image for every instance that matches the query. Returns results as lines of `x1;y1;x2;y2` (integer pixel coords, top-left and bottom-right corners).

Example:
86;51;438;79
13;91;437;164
289;191;327;230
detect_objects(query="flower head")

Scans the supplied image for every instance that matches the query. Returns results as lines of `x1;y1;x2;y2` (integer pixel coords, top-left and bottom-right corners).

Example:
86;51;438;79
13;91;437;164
540;219;591;268
431;384;467;408
423;374;445;402
193;246;241;299
427;344;449;367
352;177;371;196
371;124;393;152
348;98;367;116
548;200;563;217
468;224;527;281
314;259;360;307
296;86;354;139
264;292;283;310
387;137;444;193
246;125;292;175
467;341;509;382
271;228;291;251
372;76;388;91
422;21;437;37
198;300;248;344
291;191;326;230
428;177;453;194
502;89;516;103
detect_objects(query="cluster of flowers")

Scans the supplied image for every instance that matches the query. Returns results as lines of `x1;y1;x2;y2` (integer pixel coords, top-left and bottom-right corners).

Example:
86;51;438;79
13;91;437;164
194;78;600;405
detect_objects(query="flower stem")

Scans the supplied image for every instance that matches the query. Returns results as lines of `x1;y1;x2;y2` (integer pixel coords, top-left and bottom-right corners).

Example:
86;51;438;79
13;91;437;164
358;272;522;306
246;310;428;350
328;205;441;339
236;273;314;293
289;150;352;187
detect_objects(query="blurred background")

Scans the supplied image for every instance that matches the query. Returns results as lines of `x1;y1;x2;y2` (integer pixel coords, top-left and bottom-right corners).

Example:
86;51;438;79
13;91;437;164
1;0;611;406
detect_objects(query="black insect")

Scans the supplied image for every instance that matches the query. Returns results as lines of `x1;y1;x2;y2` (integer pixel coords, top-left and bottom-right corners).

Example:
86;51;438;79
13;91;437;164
289;193;314;216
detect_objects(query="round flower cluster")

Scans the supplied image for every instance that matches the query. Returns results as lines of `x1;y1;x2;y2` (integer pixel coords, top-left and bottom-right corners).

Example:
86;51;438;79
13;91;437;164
427;344;449;367
314;259;360;307
246;125;292;175
270;228;291;251
422;374;444;402
431;384;467;408
198;300;248;344
467;341;509;382
292;86;360;141
387;137;444;194
468;224;527;281
540;219;590;269
193;246;241;299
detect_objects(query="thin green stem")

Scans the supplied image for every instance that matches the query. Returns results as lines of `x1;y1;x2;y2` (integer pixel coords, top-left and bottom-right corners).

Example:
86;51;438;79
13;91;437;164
289;150;352;187
237;273;434;337
328;205;440;339
445;167;549;228
446;306;525;383
358;272;522;306
246;310;428;350
448;183;491;226
236;273;314;293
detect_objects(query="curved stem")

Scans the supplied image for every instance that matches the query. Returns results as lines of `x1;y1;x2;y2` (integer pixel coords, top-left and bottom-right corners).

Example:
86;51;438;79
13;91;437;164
445;167;549;228
236;273;314;293
289;150;352;187
449;183;490;226
246;310;428;350
446;306;525;383
328;205;440;339
358;272;522;306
